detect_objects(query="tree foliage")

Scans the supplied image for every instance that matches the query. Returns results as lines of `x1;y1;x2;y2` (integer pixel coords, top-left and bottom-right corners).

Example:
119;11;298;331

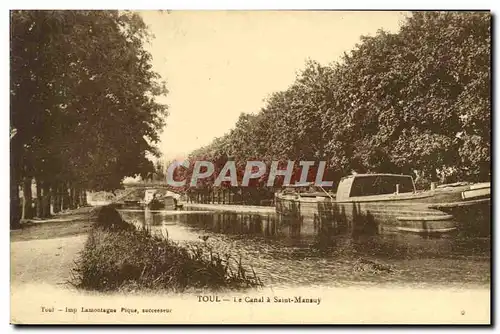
10;10;168;224
185;11;490;199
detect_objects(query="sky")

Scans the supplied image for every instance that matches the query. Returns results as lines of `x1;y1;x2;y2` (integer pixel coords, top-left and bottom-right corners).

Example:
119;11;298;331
138;10;409;161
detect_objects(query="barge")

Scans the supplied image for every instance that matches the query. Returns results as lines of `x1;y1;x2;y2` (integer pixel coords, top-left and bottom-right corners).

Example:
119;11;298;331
275;173;490;234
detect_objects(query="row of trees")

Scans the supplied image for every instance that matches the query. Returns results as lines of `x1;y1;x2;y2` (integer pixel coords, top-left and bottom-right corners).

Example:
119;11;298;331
179;12;490;203
10;11;168;227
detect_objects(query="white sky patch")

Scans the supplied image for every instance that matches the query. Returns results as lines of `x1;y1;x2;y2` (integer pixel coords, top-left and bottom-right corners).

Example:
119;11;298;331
138;10;409;160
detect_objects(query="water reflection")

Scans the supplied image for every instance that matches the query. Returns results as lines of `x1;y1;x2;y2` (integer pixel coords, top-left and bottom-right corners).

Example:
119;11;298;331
116;208;490;288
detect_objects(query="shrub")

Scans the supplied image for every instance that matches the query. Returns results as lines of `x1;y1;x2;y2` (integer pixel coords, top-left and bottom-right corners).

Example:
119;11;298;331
92;205;134;231
72;224;262;292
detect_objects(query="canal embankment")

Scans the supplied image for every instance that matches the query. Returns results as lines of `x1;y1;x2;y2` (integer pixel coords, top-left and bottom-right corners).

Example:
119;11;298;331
183;203;275;214
11;204;263;293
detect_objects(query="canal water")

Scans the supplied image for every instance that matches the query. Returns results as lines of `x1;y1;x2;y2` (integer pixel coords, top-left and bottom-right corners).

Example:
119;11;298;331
117;209;490;289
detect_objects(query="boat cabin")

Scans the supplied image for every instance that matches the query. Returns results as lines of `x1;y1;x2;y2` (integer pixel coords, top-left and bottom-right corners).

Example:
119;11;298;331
143;188;180;210
336;174;416;201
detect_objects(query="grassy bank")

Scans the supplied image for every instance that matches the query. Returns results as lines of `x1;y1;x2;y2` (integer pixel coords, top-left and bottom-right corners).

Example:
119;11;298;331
72;209;262;292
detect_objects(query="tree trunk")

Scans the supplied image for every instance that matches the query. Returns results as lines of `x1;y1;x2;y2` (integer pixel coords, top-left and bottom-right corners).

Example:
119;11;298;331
53;182;61;213
35;179;42;218
72;187;78;208
57;184;63;212
49;186;55;215
73;187;79;208
42;181;51;218
61;183;68;210
73;187;78;208
77;188;83;207
429;168;438;183
67;185;72;209
53;182;60;214
11;182;21;229
79;188;85;206
22;177;33;219
74;189;80;207
479;162;490;182
81;189;88;206
68;184;74;210
78;190;83;206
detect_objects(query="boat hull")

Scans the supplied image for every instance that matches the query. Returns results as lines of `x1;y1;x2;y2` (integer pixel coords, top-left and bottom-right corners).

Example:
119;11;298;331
275;186;490;235
148;197;178;211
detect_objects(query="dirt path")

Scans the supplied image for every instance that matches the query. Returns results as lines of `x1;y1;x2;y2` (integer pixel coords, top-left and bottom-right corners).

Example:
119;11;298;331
11;235;87;286
10;208;94;286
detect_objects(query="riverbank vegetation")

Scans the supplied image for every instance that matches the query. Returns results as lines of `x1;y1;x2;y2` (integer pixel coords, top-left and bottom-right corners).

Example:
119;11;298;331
72;207;262;292
10;11;168;227
177;12;490;204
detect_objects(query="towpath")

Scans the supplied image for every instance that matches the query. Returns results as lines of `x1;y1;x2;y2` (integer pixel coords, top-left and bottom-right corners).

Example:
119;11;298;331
11;207;94;286
183;203;275;214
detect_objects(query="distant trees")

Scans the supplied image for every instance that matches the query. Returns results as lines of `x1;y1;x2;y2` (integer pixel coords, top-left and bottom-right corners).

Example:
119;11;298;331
10;10;168;227
184;11;490;203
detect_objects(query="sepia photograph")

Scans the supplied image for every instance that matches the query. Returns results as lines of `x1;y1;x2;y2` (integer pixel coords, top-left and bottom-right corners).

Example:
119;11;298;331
9;9;491;324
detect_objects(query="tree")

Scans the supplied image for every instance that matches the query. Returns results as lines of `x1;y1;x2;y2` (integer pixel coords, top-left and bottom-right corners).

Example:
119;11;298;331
10;10;168;224
185;11;491;203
